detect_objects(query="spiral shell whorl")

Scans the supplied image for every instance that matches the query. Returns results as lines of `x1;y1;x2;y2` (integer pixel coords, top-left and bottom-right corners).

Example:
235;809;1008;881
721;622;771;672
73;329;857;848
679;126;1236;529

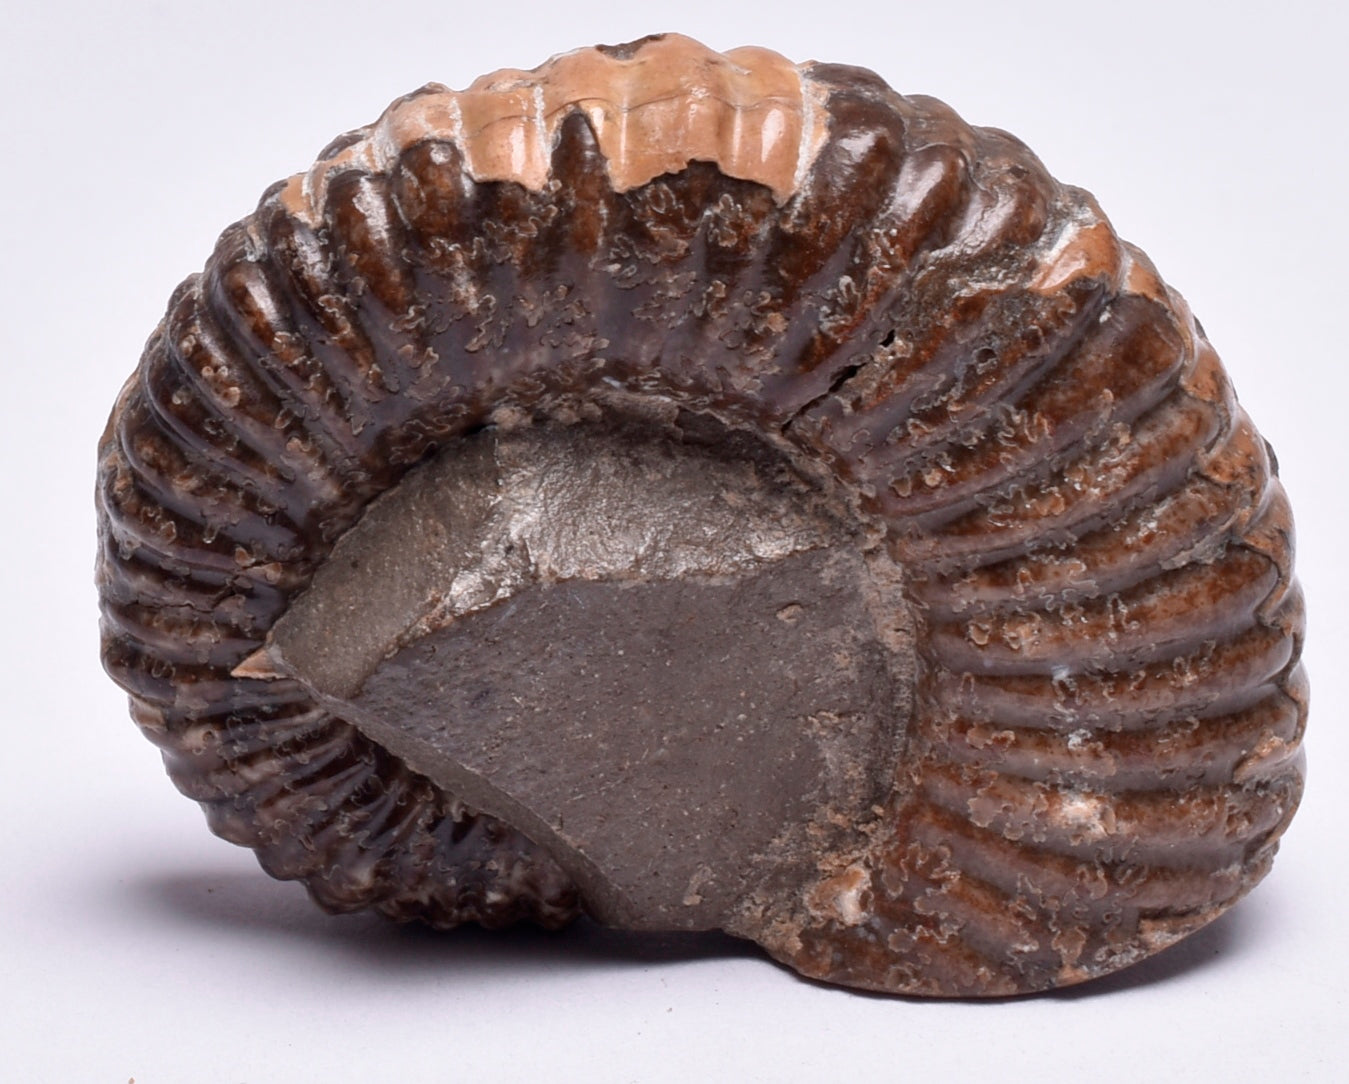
96;35;1304;993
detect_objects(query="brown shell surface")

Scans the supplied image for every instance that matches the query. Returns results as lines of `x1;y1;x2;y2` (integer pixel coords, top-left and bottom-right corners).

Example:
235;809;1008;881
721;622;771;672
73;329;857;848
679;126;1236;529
96;34;1306;995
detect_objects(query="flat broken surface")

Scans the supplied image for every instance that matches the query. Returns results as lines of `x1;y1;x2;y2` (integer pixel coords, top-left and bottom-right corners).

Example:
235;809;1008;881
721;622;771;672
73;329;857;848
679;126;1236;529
255;413;914;930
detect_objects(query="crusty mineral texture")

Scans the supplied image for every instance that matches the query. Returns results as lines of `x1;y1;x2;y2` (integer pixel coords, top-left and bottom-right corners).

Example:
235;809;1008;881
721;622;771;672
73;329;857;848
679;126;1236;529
97;33;1306;996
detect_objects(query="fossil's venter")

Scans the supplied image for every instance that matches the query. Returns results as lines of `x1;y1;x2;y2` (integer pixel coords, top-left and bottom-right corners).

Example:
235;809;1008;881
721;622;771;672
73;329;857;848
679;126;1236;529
96;34;1306;995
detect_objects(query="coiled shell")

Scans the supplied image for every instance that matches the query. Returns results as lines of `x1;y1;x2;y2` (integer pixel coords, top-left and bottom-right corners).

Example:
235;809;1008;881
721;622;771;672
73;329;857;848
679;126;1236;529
96;34;1305;995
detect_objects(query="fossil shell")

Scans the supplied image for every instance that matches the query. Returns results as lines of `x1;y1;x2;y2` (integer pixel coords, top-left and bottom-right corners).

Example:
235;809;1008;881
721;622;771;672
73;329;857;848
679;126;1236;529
96;33;1306;995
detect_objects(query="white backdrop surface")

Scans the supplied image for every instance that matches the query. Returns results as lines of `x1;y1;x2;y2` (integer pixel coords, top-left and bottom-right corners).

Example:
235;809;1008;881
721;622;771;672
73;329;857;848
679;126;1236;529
2;2;1345;1080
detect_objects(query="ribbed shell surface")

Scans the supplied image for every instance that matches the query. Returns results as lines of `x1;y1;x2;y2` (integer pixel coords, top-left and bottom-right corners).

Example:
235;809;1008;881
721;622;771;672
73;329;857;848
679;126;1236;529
96;35;1305;995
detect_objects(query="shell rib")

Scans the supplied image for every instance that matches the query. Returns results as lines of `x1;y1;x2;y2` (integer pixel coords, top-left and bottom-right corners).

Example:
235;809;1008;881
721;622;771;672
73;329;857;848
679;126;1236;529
96;33;1305;995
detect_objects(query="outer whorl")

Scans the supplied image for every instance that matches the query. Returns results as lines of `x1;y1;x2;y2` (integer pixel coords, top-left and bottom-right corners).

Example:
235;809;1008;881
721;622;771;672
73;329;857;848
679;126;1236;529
96;33;1305;996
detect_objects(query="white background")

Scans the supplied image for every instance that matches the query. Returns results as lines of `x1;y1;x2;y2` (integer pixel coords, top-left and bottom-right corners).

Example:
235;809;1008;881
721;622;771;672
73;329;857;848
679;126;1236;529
3;1;1346;1080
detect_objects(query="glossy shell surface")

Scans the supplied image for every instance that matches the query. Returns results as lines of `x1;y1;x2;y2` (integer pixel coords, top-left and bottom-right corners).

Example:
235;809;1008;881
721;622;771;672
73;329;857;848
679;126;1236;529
96;34;1305;995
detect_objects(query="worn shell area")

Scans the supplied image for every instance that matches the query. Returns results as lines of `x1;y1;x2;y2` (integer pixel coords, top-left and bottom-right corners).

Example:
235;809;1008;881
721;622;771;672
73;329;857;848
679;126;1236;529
95;34;1305;995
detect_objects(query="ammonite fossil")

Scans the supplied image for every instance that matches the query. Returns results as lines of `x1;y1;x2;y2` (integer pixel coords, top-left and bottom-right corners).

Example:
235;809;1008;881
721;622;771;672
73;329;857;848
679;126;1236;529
96;34;1306;996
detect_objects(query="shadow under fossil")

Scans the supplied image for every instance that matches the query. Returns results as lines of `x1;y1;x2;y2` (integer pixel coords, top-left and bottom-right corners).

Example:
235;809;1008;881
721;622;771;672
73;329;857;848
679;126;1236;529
121;863;1257;998
126;865;760;977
